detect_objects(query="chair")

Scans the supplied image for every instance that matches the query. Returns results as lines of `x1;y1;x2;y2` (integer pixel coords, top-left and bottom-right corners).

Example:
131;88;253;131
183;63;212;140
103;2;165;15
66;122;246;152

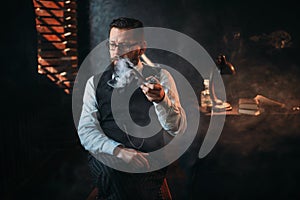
86;177;172;200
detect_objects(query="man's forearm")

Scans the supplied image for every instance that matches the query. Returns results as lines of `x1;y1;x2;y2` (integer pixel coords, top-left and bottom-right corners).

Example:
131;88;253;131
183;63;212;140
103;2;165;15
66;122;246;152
78;76;122;155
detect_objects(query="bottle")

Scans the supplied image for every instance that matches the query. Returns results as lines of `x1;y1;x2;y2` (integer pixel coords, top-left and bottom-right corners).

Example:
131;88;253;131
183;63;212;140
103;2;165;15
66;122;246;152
201;79;212;110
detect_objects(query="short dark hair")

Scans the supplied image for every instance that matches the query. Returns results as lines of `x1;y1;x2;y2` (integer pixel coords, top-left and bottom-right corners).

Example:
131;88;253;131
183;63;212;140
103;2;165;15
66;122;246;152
109;17;143;31
108;17;144;38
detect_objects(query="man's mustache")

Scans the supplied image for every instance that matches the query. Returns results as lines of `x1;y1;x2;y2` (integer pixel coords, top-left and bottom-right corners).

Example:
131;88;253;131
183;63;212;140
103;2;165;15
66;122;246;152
111;55;121;62
111;55;138;65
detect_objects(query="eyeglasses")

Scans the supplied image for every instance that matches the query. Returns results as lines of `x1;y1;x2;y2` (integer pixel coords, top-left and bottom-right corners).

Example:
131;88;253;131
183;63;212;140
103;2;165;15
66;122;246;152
107;41;140;52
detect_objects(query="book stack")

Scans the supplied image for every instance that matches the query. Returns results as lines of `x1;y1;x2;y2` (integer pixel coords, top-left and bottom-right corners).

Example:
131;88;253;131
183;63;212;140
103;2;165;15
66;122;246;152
238;98;260;116
254;94;286;112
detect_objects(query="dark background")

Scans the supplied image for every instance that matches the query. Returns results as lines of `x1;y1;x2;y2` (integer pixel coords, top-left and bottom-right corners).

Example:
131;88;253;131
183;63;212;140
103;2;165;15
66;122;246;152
1;0;299;199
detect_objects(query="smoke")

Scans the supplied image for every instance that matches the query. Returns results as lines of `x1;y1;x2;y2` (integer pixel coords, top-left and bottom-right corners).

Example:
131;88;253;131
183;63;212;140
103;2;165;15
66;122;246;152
107;58;136;88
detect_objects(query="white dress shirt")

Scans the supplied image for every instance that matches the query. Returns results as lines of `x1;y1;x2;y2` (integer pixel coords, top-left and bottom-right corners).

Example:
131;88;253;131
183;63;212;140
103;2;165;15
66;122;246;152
78;64;187;155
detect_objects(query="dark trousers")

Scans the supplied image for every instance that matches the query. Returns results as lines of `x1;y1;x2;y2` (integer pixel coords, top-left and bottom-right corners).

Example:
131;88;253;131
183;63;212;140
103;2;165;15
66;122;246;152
88;154;167;200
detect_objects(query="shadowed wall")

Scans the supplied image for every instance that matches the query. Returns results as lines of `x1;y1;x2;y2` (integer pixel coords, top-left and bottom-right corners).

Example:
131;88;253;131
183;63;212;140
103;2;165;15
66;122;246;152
1;0;299;199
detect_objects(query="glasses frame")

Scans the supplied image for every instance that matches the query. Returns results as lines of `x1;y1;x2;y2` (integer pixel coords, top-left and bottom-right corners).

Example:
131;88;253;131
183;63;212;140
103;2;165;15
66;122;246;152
107;41;141;52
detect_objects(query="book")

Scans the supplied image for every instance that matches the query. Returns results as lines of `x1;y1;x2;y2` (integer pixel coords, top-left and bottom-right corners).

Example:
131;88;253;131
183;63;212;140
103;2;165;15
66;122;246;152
238;108;261;116
238;97;260;115
238;95;286;115
238;98;259;110
254;94;285;108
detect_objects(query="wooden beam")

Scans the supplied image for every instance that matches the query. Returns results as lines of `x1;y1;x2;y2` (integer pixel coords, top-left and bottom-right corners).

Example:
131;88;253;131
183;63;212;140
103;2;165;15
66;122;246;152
38;57;77;66
38;41;77;49
36;25;64;33
33;1;64;10
34;0;78;94
38;50;78;57
36;18;63;26
35;9;64;17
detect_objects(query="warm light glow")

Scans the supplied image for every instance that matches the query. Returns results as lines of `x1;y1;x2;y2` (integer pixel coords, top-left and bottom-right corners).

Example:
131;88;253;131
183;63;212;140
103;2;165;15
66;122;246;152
60;56;77;60
64;32;71;37
46;74;56;82
64;89;71;94
38;65;46;74
44;66;58;74
63;81;72;87
34;0;77;94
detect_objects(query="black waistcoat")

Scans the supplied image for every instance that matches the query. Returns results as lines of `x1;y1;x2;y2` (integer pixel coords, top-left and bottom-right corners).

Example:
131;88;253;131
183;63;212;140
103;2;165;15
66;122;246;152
95;65;165;152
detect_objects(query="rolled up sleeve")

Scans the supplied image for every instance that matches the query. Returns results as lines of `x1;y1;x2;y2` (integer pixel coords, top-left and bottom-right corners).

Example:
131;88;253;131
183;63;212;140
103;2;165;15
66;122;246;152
77;76;122;155
153;69;187;136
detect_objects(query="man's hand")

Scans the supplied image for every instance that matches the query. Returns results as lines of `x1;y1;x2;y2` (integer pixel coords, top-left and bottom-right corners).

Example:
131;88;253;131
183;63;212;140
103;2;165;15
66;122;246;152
140;77;165;103
113;146;150;169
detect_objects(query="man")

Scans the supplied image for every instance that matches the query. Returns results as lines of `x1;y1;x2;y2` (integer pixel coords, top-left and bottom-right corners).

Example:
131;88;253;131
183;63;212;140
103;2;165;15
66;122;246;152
78;17;186;200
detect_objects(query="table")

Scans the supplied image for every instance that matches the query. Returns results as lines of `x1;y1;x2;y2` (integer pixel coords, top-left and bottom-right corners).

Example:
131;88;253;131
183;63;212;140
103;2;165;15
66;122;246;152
186;101;300;200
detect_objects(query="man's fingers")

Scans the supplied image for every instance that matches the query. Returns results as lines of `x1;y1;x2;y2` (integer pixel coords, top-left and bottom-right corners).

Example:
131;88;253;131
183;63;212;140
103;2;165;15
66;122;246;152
133;157;145;168
141;84;162;95
140;85;149;94
145;76;159;84
145;83;155;90
136;151;149;169
140;152;149;156
130;152;149;169
145;90;161;96
141;81;162;90
137;153;150;169
144;83;162;90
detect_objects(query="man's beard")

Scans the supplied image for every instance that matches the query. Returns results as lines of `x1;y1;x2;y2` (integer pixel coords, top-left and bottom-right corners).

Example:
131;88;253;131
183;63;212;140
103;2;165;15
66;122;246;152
111;51;140;66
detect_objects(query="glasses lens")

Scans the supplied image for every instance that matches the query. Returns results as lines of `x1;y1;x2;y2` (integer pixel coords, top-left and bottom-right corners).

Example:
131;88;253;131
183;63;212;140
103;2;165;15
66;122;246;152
108;42;139;51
